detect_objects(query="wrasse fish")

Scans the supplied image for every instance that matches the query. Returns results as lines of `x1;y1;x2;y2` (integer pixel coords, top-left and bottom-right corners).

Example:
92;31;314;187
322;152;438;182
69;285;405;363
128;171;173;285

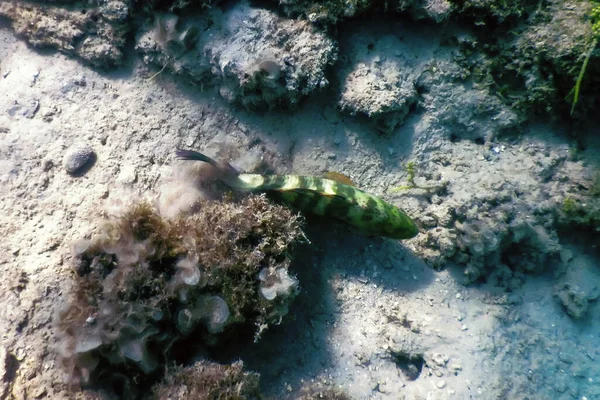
176;149;419;240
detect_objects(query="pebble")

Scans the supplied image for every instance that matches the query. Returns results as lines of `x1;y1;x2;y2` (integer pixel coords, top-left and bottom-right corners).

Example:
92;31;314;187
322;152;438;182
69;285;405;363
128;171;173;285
450;363;462;373
63;143;95;174
8;100;40;119
15;347;25;361
436;380;446;389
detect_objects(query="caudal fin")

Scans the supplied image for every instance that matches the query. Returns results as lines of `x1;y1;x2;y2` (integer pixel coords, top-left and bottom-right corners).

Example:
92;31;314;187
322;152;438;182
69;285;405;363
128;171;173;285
176;149;220;167
175;148;246;189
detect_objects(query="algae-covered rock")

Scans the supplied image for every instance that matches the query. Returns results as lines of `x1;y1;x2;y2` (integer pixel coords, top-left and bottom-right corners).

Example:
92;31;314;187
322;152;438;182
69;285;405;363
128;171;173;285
450;0;539;22
275;0;453;25
0;0;131;68
55;193;303;398
276;0;374;25
295;381;354;399
509;0;599;117
556;171;600;231
148;0;218;12
136;3;337;110
458;0;600;118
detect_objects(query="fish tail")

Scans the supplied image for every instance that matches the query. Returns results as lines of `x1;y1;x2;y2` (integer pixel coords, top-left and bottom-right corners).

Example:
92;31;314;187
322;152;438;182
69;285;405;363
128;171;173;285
176;149;220;167
176;149;248;189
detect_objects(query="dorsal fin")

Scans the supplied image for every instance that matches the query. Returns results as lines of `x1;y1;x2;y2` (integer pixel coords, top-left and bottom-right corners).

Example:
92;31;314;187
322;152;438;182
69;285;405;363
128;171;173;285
324;172;355;186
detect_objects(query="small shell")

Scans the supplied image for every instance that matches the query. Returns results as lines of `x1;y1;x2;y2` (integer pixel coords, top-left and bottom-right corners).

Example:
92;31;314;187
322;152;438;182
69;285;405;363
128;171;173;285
177;308;194;334
196;296;229;333
471;241;485;255
119;339;144;362
72;239;92;256
258;60;281;80
176;257;202;286
206;296;229;333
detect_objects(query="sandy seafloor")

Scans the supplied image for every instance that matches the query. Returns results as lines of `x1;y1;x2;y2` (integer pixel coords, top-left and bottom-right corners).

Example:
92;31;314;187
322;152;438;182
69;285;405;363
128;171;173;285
1;11;600;400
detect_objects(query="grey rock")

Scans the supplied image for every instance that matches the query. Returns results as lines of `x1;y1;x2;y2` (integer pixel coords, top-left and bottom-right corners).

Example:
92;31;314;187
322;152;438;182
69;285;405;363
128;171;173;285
63;143;95;174
7;100;39;119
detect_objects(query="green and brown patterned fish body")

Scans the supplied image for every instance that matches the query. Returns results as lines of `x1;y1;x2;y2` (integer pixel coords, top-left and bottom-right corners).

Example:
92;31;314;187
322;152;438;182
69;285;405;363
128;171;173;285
176;149;419;239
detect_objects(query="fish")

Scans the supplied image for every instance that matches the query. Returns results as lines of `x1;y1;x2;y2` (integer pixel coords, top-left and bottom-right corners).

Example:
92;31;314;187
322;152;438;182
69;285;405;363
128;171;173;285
176;149;419;240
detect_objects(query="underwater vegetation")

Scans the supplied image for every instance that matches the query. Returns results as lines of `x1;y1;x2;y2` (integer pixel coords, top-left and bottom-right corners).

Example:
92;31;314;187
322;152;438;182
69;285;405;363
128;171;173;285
54;194;303;398
152;360;261;399
569;0;600;115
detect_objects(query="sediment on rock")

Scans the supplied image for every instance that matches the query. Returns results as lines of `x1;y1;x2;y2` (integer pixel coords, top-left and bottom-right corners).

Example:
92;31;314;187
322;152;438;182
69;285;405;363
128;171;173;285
0;0;131;68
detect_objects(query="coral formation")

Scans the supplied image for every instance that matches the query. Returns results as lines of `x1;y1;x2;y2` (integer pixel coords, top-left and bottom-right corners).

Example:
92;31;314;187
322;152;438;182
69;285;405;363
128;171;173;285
409;152;564;285
136;3;337;109
152;360;260;399
336;31;423;134
453;216;561;284
0;0;131;67
54;193;303;397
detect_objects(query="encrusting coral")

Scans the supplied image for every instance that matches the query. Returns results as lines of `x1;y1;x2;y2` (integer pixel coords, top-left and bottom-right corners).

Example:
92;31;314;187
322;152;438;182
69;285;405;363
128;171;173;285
54;191;303;398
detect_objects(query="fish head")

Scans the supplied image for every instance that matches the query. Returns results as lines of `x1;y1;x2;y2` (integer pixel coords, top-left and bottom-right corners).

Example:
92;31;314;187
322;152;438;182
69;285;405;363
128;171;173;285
383;207;420;240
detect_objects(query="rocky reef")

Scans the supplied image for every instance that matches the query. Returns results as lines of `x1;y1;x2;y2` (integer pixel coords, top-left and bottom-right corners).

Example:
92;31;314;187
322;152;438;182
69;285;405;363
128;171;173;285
0;0;598;118
0;0;131;68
